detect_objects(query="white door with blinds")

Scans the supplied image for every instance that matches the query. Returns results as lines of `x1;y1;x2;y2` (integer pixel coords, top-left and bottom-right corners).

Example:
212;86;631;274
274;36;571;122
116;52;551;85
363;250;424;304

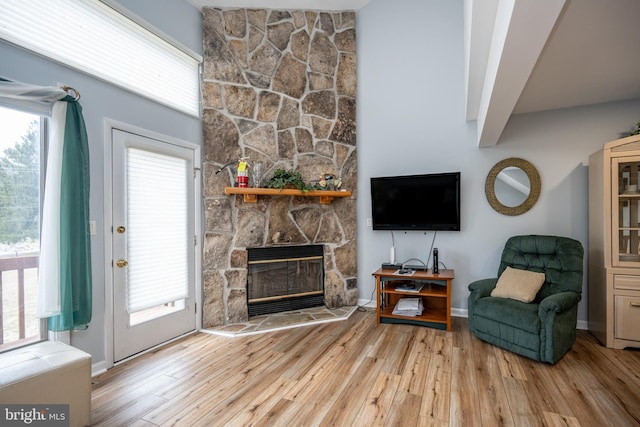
112;128;196;362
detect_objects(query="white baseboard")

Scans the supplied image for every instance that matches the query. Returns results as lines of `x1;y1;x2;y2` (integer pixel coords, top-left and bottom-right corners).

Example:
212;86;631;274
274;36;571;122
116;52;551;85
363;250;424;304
576;320;588;330
92;360;107;377
357;298;376;308
452;308;467;318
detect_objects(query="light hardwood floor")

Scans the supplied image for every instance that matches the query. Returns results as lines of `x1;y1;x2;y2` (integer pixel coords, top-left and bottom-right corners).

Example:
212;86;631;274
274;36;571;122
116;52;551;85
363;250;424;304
91;309;640;426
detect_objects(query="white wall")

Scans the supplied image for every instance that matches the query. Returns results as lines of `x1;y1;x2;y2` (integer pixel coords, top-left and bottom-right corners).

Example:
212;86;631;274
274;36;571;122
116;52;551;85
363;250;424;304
0;0;202;368
356;0;640;322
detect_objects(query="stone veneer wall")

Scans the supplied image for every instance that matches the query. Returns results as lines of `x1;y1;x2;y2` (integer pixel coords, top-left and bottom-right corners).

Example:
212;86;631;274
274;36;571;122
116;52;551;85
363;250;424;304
201;8;358;327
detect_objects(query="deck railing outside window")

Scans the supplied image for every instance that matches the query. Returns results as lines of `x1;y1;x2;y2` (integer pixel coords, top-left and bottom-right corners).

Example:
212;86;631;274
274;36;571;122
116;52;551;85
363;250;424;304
0;254;39;349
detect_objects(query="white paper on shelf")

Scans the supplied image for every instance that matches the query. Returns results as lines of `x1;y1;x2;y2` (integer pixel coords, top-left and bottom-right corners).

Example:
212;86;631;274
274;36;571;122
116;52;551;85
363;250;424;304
392;297;424;316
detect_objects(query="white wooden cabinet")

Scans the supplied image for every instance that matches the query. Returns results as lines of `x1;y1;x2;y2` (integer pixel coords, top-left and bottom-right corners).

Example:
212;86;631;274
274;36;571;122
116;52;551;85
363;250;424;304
589;134;640;349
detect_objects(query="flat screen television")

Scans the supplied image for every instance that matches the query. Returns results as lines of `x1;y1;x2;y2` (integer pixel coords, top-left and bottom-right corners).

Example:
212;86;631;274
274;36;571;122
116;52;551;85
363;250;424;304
370;172;461;231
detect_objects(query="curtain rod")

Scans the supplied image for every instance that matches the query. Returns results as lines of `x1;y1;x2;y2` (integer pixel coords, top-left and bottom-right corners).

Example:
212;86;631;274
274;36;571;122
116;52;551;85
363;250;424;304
61;85;80;101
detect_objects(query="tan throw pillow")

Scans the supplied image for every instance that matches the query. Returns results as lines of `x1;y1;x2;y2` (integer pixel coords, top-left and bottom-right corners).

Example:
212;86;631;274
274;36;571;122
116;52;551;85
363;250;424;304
490;266;545;303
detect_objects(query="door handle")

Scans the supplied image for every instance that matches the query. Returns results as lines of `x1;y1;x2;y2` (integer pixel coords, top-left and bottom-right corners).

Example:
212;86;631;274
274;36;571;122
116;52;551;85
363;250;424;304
117;226;126;233
116;259;128;268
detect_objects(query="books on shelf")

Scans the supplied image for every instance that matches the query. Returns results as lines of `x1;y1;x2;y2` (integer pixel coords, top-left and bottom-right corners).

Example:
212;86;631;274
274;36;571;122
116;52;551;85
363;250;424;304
395;282;424;292
392;298;424;317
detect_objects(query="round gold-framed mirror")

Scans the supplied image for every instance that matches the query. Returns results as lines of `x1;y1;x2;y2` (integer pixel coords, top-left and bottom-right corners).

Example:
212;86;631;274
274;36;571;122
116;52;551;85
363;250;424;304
485;157;541;216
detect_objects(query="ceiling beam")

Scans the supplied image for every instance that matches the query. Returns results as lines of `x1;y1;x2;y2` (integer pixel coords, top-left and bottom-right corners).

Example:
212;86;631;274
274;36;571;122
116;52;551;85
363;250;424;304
469;0;566;147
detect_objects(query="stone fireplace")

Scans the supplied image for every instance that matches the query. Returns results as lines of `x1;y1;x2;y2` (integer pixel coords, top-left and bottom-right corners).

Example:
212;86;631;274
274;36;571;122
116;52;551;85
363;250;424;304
201;8;358;327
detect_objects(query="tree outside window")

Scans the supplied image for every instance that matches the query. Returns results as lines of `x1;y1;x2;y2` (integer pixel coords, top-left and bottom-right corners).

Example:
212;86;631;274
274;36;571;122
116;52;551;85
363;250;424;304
0;119;40;245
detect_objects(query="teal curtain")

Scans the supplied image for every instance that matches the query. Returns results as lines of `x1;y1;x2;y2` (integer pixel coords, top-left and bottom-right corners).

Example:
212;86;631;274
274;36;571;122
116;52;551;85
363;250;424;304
48;97;92;331
0;78;92;331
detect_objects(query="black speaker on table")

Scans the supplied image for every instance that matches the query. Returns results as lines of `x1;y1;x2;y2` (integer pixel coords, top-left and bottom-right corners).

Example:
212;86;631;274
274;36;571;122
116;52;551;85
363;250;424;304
433;248;439;273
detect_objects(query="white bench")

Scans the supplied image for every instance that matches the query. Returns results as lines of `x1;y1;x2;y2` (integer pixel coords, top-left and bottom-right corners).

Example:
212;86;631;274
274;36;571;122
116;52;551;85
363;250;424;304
0;340;91;427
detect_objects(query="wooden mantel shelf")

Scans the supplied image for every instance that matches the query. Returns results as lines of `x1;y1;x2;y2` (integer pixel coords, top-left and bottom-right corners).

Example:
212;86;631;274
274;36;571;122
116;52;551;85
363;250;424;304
224;187;352;204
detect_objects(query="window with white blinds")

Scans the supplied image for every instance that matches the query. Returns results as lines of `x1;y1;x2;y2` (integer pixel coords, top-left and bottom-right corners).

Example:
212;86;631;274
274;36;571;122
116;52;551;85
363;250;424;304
126;148;189;314
0;0;201;117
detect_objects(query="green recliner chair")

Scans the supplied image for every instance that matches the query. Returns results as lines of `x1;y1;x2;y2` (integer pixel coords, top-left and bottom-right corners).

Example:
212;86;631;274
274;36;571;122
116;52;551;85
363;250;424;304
467;235;584;364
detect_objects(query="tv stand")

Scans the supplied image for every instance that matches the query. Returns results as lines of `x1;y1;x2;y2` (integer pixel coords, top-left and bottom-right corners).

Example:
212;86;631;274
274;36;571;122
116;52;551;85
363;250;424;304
373;268;453;331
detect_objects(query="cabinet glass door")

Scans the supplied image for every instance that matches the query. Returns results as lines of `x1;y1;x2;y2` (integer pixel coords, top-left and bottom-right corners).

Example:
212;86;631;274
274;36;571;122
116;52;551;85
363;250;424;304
613;157;640;265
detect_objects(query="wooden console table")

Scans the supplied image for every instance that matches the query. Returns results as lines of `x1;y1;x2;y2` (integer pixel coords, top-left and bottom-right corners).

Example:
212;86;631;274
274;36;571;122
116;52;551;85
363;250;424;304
373;268;453;331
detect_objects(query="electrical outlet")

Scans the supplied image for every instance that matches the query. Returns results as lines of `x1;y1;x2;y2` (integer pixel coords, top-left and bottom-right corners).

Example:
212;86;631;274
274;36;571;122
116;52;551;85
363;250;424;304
89;221;96;235
366;218;372;227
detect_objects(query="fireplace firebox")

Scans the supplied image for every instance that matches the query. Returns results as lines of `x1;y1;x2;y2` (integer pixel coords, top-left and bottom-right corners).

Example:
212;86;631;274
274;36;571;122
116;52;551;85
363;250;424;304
247;245;324;317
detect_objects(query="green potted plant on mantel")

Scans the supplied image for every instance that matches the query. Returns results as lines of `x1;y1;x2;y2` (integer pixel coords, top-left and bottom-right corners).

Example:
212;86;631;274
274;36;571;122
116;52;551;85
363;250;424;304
629;121;640;136
265;169;316;192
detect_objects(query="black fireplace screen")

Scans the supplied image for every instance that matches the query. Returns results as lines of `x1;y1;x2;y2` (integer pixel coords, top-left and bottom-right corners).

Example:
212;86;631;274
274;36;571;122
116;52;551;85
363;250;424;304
247;245;324;316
